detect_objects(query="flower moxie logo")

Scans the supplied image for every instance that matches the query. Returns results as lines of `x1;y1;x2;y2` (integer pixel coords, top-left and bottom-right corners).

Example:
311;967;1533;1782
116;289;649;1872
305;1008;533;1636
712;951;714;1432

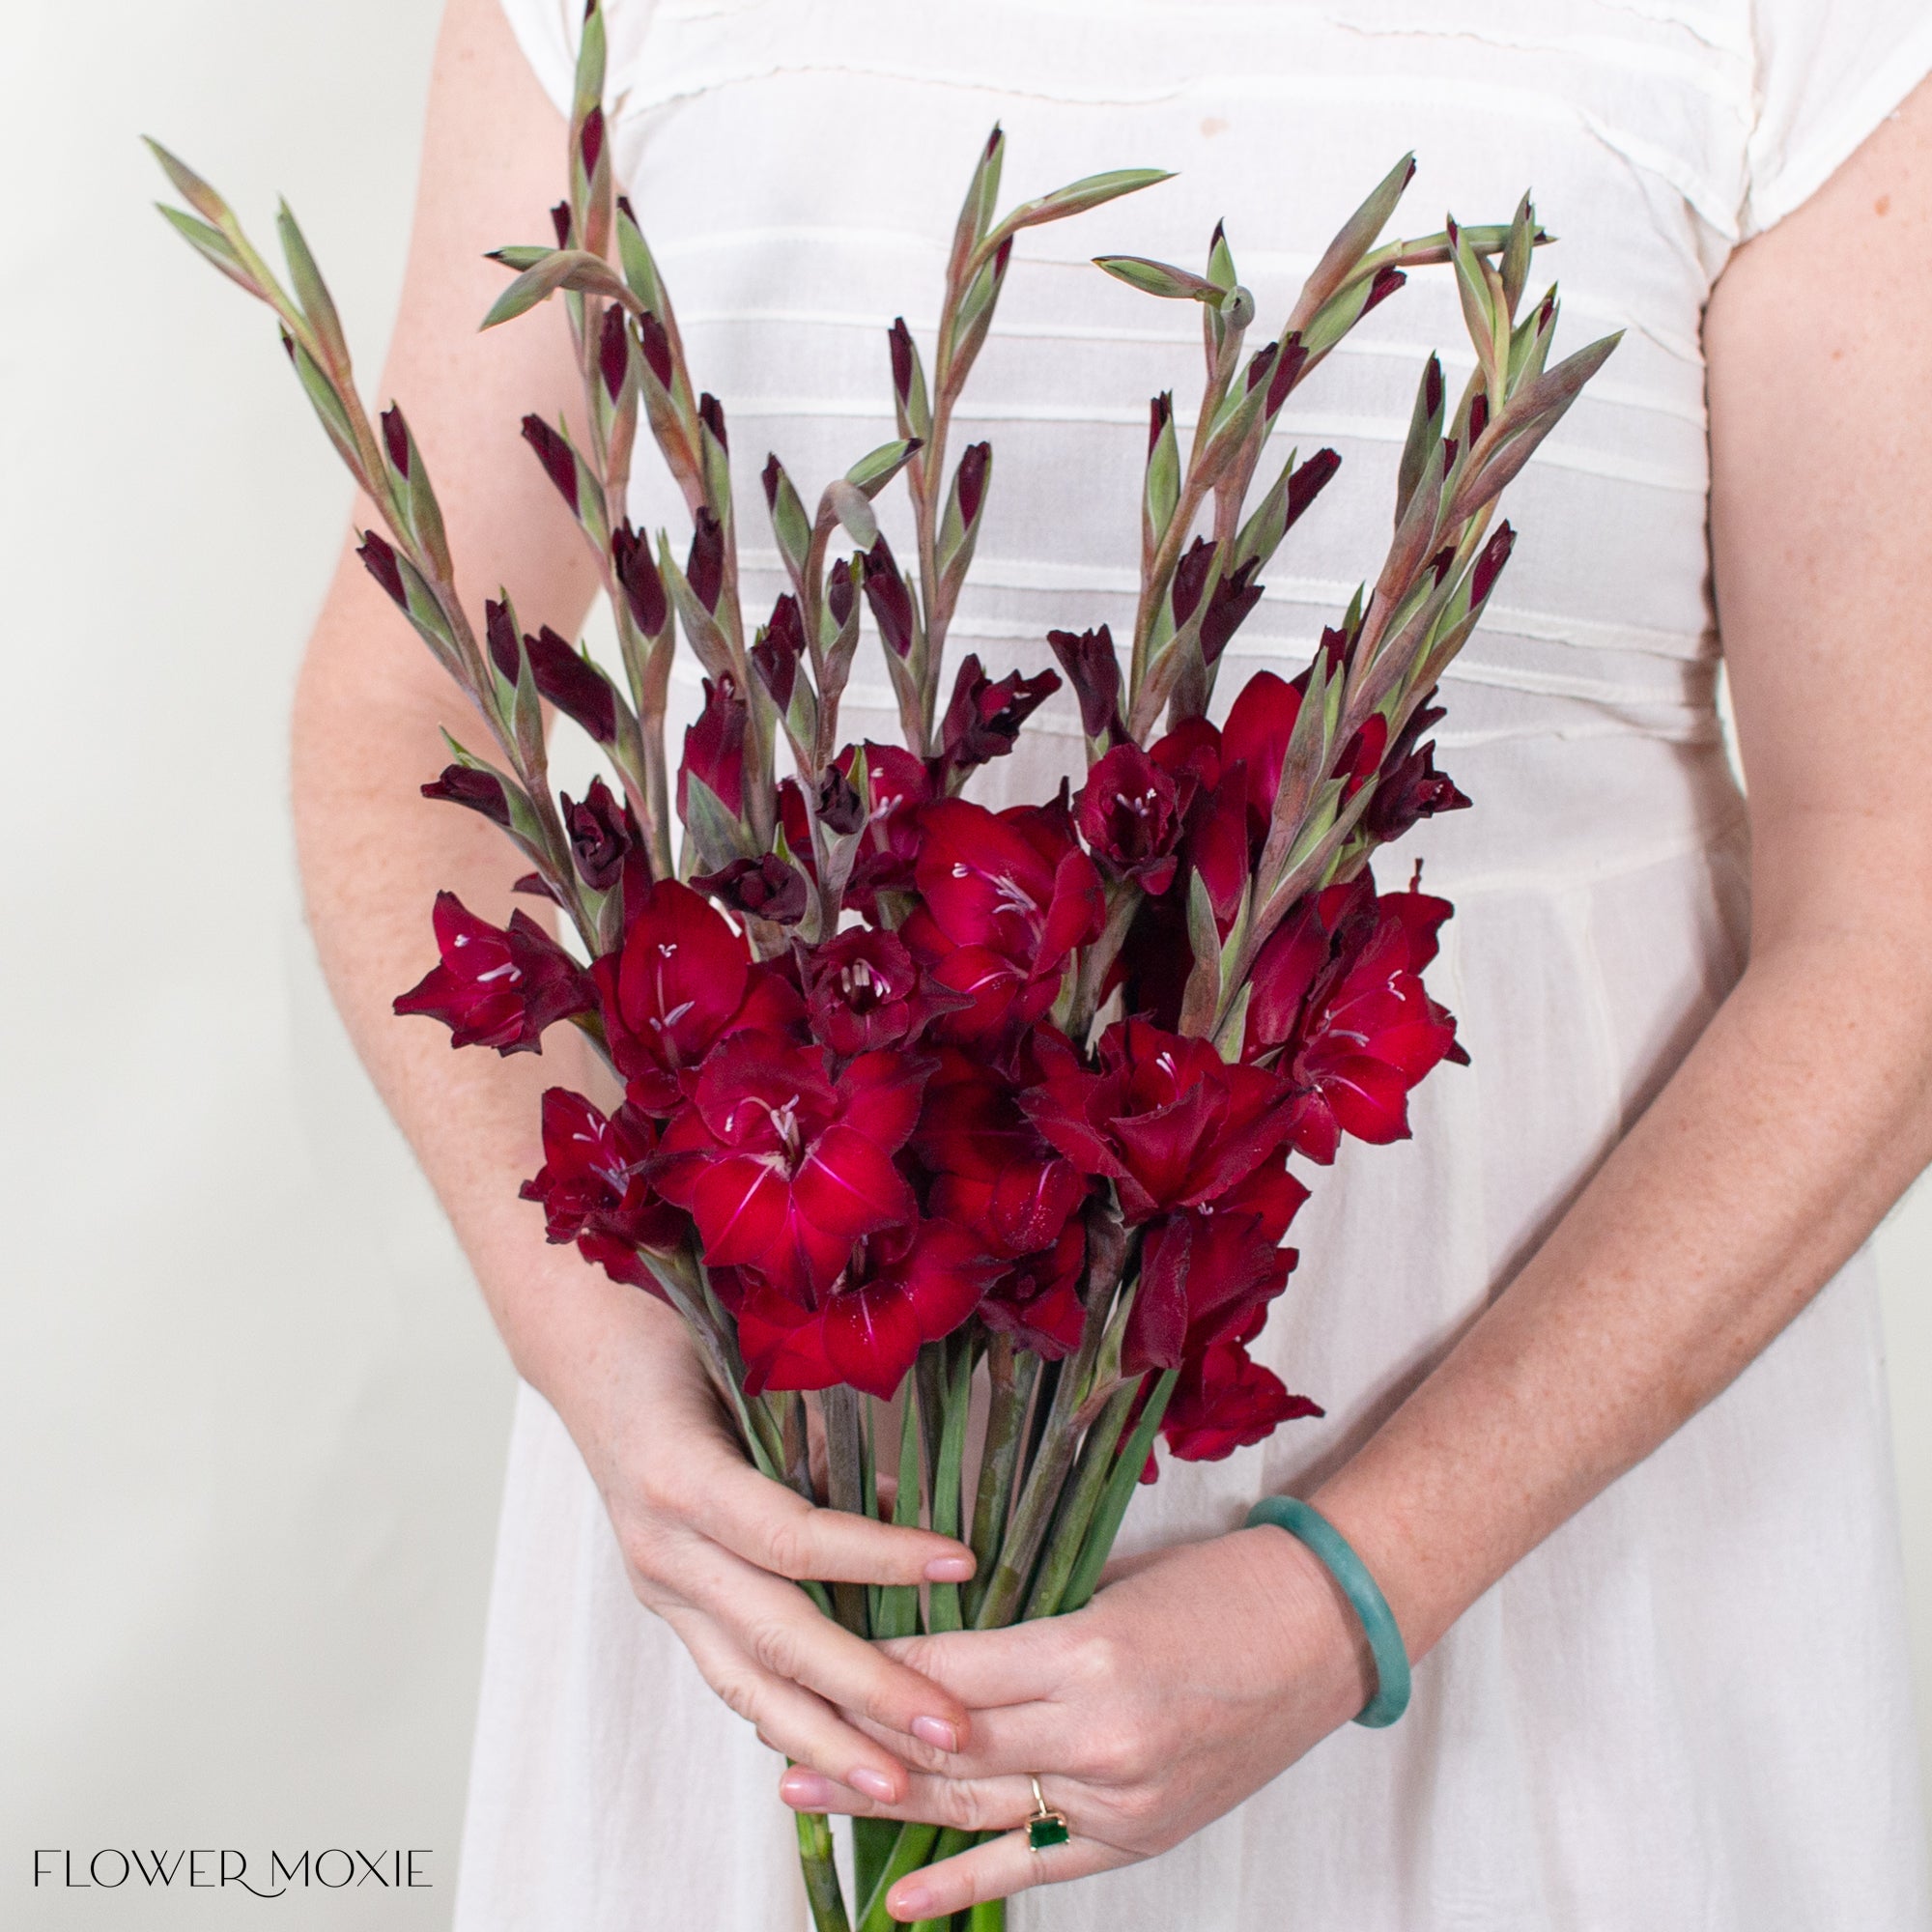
31;1848;432;1897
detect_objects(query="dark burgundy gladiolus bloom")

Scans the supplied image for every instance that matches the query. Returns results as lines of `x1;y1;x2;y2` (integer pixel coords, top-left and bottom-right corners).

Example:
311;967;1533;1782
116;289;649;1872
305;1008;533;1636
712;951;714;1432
1021;1019;1293;1222
1076;741;1185;894
590;877;800;1110
485;598;521;681
549;200;572;248
751;594;806;710
653;1032;929;1302
524;625;617;745
1047;626;1123;744
862;536;917;659
722;1218;1001;1399
840;743;932;914
1220;668;1304;824
357;529;406;608
936;656;1060;772
394;891;595;1054
598;303;628;402
562;775;636;891
679;674;747;821
611;523;668;636
954;441;990;526
902;798;1104;1041
827;557;857;629
1126;1159;1307;1372
1365;698;1471;842
815;764;865;838
423;763;512;829
686;508;724;612
521;414;580;513
580;103;606;177
637;311;674;388
1244;874;1463;1161
804;927;960;1056
694;853;809;925
915;1048;1089;1260
1244;341;1279;396
520;1088;681;1287
1198;557;1264;668
982;1217;1087;1358
381;405;411;477
1160;1337;1322;1464
698;391;728;452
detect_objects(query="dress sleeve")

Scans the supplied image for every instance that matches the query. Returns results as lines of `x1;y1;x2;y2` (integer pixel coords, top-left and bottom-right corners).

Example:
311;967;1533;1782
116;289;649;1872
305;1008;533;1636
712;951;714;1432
1741;0;1932;237
497;0;659;123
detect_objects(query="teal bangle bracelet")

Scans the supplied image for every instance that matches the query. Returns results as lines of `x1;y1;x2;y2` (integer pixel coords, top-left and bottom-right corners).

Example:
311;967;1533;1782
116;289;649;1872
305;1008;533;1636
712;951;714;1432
1246;1495;1412;1728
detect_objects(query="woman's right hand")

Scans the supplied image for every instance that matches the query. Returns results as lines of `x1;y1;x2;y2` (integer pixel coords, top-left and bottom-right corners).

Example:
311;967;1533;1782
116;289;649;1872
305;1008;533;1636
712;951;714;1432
550;1282;976;1802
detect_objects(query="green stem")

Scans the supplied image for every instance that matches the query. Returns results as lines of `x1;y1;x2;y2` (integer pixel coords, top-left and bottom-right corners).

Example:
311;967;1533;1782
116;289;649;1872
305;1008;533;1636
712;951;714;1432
874;1379;924;1640
927;1338;976;1633
858;1825;941;1932
965;1898;1007;1932
1024;1379;1138;1620
821;1385;870;1635
964;1342;1034;1625
1061;1369;1179;1613
795;1804;852;1932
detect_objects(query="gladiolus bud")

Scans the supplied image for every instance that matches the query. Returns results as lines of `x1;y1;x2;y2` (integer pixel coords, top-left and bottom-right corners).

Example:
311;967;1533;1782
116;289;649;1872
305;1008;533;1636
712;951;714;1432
1363;263;1406;315
562;774;636;891
751;594;806;710
550;201;573;248
580;104;606;179
862;536;916;659
598;304;629;402
1266;334;1308;414
955;440;990;526
421;763;512;828
1046;625;1122;742
381;405;411;478
1171;537;1216;628
698;391;728;452
687;508;724;612
1470;520;1516;606
827;556;856;629
357;530;406;608
1148;391;1172;456
522;414;580;514
637;311;674;388
1286;446;1342;526
1199;557;1264;668
1468;391;1491;442
694;853;809;924
680;673;748;820
525;625;618;744
816;764;866;836
611;523;668;635
485;598;521;682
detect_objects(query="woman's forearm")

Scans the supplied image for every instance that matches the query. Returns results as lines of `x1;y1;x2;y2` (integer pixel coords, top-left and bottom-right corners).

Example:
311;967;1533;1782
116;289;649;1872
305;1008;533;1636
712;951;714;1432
1313;918;1932;1660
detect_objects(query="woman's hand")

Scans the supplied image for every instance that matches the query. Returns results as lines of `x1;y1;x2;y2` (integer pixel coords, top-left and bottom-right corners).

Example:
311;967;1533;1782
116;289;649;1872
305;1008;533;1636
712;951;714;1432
555;1284;980;1804
776;1525;1375;1918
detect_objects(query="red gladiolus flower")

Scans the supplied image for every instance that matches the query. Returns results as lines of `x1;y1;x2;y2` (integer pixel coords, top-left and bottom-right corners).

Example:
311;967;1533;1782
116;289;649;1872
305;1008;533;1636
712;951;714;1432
591;878;801;1110
840;743;932;915
803;927;963;1056
902;798;1104;1042
562;775;636;892
394;891;595;1053
936;655;1060;772
1076;740;1185;895
653;1033;929;1301
913;1048;1089;1258
1244;874;1463;1162
1159;1335;1322;1465
1126;1158;1307;1374
1021;1019;1293;1222
982;1217;1087;1358
721;1218;1002;1399
1220;667;1302;824
520;1088;682;1288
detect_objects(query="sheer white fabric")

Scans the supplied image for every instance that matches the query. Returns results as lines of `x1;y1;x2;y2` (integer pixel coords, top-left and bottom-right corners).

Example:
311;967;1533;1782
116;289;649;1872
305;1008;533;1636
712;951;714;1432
461;4;1932;1925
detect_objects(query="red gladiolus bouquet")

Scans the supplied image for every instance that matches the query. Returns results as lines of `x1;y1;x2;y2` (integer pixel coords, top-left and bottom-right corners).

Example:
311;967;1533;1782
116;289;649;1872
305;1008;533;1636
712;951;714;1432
154;7;1613;1924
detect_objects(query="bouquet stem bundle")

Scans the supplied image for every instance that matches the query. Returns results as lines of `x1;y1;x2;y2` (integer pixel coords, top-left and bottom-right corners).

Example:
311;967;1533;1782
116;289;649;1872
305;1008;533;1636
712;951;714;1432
153;6;1613;1924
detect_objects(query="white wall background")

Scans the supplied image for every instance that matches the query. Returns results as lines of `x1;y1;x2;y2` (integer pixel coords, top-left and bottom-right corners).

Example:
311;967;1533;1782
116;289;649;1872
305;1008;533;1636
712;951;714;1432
1;4;1927;1927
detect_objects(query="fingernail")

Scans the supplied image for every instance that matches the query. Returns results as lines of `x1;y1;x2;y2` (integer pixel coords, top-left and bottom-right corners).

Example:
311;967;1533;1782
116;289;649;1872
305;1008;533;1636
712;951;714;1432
848;1765;897;1803
911;1715;958;1752
923;1554;974;1582
893;1886;936;1918
780;1769;833;1808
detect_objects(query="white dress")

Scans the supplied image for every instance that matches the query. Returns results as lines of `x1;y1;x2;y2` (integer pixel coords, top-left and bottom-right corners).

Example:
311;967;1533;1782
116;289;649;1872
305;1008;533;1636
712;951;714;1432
461;3;1932;1925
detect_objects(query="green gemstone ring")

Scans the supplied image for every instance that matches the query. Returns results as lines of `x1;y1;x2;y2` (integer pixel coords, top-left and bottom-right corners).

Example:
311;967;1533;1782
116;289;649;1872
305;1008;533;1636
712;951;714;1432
1024;1775;1070;1850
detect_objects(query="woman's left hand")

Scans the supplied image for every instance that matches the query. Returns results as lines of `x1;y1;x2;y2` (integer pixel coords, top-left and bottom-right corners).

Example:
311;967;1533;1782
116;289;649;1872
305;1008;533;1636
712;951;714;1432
777;1523;1377;1919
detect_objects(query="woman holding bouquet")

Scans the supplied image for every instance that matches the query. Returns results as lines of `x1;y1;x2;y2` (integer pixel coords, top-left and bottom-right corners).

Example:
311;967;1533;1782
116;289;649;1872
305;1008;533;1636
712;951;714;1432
289;0;1932;1923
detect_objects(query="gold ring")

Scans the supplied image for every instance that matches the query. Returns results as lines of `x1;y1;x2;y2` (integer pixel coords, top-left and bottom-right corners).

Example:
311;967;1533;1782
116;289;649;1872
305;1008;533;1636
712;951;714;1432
1024;1773;1070;1850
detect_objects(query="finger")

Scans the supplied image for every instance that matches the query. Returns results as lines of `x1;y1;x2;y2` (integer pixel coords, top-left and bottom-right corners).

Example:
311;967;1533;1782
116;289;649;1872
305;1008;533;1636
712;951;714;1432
886;1822;1131;1921
692;1551;974;1750
845;1697;1088;1782
778;1763;1039;1837
691;1457;975;1588
668;1609;916;1804
878;1617;1076;1710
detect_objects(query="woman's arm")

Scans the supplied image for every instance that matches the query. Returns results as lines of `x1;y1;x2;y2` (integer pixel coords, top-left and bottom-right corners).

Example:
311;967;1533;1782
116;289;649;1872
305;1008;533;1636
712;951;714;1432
786;75;1932;1919
295;0;976;1802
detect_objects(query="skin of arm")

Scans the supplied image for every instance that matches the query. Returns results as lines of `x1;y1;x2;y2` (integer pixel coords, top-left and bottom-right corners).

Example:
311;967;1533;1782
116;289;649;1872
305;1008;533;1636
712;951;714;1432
293;0;980;1806
782;76;1932;1922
